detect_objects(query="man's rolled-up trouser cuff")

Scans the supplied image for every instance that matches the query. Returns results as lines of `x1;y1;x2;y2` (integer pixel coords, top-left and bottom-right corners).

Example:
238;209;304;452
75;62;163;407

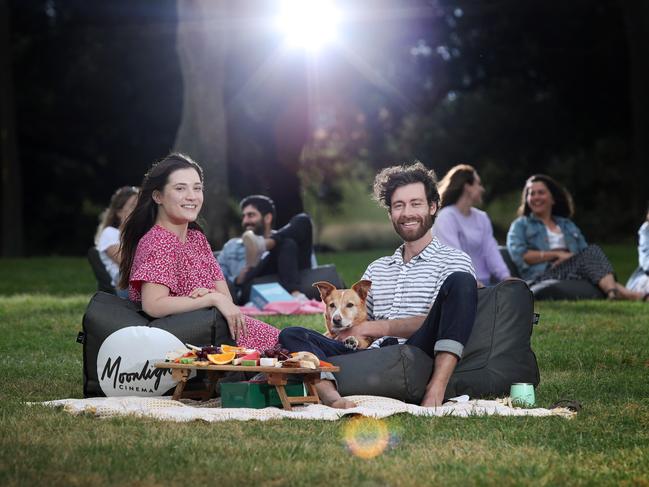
434;339;464;359
321;371;337;384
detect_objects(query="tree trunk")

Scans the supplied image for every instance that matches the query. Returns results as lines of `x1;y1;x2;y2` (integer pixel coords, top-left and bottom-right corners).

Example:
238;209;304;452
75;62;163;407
174;0;229;247
0;0;23;256
622;0;649;215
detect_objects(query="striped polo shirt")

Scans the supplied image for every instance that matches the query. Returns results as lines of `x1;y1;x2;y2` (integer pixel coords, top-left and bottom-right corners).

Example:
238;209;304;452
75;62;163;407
362;237;475;346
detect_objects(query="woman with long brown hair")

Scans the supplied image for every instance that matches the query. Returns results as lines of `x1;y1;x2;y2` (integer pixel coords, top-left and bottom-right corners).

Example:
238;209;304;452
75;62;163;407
119;153;280;349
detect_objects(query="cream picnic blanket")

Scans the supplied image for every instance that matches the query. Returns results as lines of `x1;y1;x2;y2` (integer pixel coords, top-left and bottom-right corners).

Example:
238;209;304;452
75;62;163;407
38;395;575;422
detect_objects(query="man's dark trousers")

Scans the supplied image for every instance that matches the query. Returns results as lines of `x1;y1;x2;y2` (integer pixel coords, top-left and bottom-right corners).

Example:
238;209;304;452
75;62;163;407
279;271;477;360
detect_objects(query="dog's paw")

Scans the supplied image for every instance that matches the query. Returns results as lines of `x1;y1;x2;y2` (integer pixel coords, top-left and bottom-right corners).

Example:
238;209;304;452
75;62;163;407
343;336;359;350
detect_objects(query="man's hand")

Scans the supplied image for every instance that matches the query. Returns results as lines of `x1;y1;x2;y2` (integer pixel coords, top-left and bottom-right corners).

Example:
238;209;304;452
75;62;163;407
334;316;426;342
334;321;381;343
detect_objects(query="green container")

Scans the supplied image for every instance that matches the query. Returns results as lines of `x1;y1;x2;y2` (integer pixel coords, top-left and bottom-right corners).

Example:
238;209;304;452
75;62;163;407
221;382;306;409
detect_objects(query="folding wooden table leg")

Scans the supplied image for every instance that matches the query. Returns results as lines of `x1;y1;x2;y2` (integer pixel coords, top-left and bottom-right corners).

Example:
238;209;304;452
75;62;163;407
303;375;321;404
266;372;292;410
171;368;191;400
204;370;224;399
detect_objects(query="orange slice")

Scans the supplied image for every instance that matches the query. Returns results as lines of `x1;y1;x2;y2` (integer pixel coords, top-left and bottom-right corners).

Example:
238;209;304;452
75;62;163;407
220;344;246;354
207;352;236;365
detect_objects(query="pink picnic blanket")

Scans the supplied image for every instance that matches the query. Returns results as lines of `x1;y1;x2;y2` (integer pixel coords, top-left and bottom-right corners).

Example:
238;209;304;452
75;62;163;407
240;299;324;316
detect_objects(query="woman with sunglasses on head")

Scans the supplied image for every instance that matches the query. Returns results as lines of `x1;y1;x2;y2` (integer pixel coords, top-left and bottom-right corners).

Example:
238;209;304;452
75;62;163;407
119;153;280;349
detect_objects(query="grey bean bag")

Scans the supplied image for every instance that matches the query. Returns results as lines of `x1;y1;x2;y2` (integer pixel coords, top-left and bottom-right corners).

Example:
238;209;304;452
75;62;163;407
328;279;540;403
499;246;603;301
80;292;234;397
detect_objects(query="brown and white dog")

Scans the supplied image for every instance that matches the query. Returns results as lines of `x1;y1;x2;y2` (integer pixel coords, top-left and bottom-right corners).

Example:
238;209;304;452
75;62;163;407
313;279;373;350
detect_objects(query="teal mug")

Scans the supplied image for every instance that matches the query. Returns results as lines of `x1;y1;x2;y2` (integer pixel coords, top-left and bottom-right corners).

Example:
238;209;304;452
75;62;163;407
510;383;535;407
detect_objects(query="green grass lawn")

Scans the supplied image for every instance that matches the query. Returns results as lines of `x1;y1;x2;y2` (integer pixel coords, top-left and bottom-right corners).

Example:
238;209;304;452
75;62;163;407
1;247;648;486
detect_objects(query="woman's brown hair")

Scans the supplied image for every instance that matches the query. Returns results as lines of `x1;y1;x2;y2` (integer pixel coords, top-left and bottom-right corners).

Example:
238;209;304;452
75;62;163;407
437;164;476;208
94;186;139;244
118;153;204;290
516;174;574;218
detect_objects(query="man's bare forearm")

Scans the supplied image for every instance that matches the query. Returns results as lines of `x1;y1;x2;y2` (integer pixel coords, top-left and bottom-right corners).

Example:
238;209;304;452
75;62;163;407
366;315;427;338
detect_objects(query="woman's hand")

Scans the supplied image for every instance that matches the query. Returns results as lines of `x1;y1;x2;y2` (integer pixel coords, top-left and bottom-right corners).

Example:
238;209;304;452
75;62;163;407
105;244;121;264
189;287;215;298
211;295;247;341
551;250;574;267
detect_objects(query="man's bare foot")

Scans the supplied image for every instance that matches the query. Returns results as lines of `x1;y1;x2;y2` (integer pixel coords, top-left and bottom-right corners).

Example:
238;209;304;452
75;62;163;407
420;387;445;408
291;291;308;301
329;398;357;409
316;380;355;408
242;230;266;266
421;352;457;407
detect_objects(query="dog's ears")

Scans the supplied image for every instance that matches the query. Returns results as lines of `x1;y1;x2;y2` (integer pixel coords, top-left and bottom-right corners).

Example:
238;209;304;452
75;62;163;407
313;281;336;300
351;279;372;301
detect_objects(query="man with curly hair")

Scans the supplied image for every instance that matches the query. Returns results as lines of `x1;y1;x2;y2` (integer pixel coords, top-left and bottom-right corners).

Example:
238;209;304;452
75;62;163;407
280;162;478;408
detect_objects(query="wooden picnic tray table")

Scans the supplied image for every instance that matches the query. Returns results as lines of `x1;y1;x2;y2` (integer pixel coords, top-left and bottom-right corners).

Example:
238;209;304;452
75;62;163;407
154;362;340;410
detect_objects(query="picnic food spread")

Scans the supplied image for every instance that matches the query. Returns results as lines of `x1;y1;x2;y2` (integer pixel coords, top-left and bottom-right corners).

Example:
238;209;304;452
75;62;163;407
157;343;339;409
164;343;333;369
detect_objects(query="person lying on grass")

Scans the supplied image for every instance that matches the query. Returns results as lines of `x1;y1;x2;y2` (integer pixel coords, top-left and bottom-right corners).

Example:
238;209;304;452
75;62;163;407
280;162;478;409
118;152;279;351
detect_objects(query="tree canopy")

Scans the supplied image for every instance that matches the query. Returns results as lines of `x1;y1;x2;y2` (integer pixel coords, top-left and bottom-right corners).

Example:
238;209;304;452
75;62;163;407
2;0;645;254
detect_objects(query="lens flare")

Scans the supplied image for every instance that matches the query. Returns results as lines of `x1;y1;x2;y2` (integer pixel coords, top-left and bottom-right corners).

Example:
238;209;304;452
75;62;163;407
342;417;392;459
276;0;340;51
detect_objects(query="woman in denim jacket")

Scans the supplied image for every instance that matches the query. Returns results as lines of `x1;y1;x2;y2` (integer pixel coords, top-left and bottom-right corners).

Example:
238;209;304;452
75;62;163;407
507;174;648;301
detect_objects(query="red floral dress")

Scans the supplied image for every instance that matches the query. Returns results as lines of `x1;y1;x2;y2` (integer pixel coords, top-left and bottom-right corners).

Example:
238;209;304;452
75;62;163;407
129;224;279;350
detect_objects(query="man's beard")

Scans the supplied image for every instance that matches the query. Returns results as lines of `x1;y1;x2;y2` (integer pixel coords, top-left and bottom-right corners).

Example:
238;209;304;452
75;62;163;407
392;213;434;242
243;220;265;236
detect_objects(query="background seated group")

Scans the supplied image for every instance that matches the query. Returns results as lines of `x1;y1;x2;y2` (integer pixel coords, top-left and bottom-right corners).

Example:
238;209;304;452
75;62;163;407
94;161;648;302
429;164;647;302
